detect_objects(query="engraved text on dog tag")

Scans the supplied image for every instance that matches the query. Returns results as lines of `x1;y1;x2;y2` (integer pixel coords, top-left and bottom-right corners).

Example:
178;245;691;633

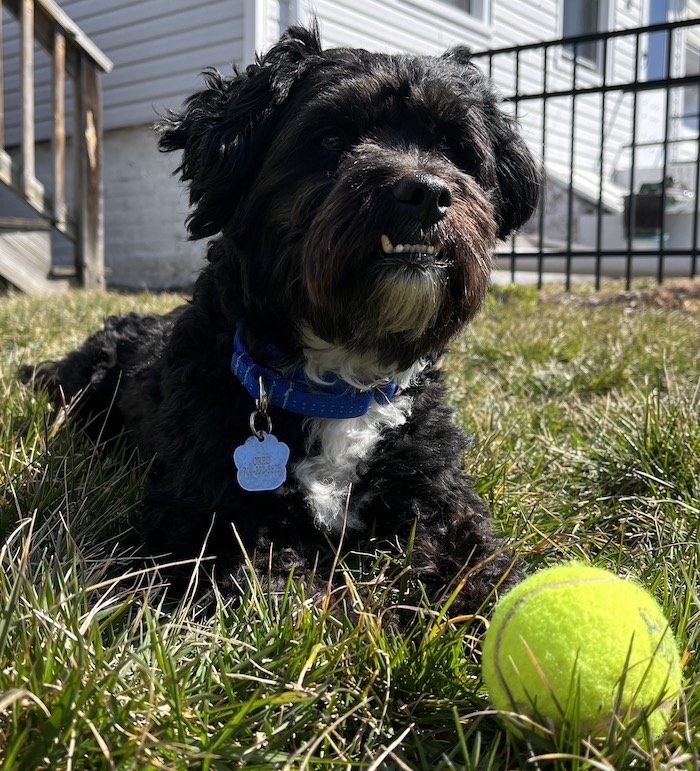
233;432;290;492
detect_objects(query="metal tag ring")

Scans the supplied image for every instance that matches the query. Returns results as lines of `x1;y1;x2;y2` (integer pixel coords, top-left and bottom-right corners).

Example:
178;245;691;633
249;410;272;441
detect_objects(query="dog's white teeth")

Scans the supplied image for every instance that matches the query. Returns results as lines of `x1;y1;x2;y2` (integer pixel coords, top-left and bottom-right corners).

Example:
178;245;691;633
380;235;444;256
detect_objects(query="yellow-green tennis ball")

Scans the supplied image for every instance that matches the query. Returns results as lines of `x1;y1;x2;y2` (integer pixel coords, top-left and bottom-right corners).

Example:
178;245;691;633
482;562;682;737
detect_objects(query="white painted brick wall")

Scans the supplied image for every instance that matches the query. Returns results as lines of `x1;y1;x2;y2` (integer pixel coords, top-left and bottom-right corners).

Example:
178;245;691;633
100;124;205;289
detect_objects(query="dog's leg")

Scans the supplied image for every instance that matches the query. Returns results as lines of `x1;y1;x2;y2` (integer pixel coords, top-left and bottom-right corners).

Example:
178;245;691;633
354;381;523;612
409;482;523;612
20;312;175;443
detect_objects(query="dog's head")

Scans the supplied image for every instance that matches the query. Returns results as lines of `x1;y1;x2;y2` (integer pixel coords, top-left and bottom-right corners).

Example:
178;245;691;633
159;25;539;370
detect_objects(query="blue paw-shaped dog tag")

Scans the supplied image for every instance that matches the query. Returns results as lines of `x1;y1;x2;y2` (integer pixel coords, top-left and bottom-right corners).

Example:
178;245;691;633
233;432;290;492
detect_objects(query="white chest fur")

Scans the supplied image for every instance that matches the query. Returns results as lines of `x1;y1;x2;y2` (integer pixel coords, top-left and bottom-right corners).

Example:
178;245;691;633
291;394;413;533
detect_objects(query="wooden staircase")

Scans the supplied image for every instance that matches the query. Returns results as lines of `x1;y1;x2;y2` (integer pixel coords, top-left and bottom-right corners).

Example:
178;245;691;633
0;0;112;293
0;216;55;293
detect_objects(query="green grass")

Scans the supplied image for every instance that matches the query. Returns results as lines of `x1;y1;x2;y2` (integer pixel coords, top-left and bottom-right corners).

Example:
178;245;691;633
0;284;698;769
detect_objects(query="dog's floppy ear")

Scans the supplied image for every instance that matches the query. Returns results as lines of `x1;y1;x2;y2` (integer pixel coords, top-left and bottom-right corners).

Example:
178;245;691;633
157;24;323;239
442;45;473;68
491;121;541;239
442;48;541;239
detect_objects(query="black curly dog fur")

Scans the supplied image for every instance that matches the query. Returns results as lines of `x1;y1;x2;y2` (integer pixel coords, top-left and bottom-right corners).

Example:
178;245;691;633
22;26;539;611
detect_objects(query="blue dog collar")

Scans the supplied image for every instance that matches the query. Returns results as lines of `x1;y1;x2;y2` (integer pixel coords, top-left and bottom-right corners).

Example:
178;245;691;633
231;330;397;419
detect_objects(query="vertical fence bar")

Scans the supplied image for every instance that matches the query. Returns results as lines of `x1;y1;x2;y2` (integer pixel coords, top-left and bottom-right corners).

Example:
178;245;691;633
565;46;578;291
52;28;66;229
0;5;4;151
594;37;609;291
513;48;521;284
690;138;700;278
657;26;675;285
0;4;10;188
691;98;699;278
693;19;700;279
510;51;520;284
625;33;642;290
692;177;699;278
537;45;549;290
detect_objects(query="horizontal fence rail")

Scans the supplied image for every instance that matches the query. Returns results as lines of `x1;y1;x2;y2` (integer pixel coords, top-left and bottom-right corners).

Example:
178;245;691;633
474;18;700;289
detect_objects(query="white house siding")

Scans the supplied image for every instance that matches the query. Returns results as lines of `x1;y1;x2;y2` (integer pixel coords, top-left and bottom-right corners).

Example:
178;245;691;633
267;0;283;53
311;0;491;54
56;0;246;131
2;1;246;140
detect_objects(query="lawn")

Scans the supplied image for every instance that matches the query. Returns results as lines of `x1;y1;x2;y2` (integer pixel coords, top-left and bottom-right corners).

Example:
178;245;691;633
0;282;698;769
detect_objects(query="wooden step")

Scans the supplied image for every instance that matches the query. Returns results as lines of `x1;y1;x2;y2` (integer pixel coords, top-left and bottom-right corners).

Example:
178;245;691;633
0;216;52;231
0;228;70;294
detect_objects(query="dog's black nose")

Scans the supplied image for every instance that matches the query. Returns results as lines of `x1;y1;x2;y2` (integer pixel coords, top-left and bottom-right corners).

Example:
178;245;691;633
391;174;452;225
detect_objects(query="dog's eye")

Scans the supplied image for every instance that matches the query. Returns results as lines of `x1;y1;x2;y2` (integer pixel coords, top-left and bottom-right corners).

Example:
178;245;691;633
320;133;346;152
436;138;452;156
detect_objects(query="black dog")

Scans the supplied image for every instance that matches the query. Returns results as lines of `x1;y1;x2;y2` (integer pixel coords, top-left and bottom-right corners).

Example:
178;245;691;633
23;26;539;611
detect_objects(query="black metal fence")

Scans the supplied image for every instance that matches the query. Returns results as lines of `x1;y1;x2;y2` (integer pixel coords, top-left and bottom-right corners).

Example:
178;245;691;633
473;18;700;289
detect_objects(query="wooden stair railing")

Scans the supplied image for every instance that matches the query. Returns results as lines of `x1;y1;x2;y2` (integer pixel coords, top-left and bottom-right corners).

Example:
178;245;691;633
0;0;112;289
